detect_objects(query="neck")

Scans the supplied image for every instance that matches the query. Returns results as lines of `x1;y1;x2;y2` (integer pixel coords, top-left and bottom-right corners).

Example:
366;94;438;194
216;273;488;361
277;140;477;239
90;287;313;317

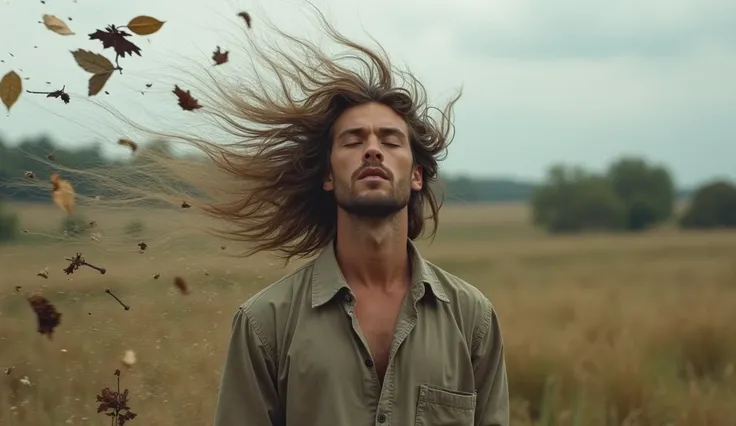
334;209;411;292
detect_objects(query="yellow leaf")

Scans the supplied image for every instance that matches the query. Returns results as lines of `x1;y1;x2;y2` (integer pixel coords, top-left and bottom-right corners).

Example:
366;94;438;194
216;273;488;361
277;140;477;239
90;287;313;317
50;173;75;214
42;14;75;36
0;71;22;112
88;71;113;96
71;49;115;75
127;16;165;36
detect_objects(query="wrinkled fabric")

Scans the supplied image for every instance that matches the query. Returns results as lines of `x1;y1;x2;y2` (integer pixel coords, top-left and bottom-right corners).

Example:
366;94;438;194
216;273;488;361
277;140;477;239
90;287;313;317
214;239;509;426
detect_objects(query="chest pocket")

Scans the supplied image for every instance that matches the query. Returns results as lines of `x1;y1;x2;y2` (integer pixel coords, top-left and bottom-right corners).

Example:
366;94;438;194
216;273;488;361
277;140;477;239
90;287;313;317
414;384;477;426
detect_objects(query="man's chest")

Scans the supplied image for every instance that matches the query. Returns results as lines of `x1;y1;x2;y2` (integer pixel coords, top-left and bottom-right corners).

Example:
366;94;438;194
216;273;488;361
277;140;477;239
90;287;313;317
280;299;478;425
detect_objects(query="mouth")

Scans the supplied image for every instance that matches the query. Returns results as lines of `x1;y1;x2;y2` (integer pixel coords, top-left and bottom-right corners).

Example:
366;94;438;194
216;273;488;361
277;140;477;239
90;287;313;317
357;167;389;181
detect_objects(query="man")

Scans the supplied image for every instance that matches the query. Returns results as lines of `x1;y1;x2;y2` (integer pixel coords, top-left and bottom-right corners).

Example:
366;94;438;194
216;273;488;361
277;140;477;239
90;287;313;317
212;9;509;426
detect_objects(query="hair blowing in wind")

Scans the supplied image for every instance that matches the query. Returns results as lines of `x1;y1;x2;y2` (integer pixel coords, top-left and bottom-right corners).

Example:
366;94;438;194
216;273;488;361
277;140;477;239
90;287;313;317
46;4;462;262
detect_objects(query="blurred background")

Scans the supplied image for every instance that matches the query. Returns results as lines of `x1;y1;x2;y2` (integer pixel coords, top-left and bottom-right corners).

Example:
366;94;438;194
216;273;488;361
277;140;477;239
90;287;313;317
1;0;735;425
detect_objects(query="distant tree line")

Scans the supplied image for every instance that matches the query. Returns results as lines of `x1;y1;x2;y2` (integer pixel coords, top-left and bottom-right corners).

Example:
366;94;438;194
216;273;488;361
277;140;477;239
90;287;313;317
1;135;736;242
531;158;736;233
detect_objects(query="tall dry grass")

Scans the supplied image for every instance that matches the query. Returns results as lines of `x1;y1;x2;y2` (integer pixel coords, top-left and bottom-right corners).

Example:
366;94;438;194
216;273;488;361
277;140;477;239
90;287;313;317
1;201;735;425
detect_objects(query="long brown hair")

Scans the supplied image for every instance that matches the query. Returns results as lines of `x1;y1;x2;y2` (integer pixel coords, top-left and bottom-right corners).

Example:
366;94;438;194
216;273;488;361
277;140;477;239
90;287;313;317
27;4;462;262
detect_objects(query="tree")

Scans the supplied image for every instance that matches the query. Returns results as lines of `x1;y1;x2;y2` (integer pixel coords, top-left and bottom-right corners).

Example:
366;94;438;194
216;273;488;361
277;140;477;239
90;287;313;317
607;157;675;231
531;165;627;233
679;180;736;229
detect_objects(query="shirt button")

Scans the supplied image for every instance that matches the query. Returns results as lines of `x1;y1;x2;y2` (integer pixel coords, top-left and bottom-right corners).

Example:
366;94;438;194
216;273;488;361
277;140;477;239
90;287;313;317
377;413;386;423
364;359;373;368
344;293;353;303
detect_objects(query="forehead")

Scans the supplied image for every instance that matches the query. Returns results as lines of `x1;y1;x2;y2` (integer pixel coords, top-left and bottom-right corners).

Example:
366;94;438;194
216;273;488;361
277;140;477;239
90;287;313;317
331;102;408;135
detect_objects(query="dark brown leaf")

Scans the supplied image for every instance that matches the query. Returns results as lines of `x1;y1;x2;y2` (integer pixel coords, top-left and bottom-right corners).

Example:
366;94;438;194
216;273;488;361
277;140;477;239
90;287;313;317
172;85;201;111
88;25;141;58
173;276;189;295
212;46;228;65
237;11;252;29
27;294;62;339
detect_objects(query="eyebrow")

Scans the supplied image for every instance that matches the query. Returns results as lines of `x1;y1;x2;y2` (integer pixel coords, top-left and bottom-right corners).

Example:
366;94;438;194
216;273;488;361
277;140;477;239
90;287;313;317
335;126;408;141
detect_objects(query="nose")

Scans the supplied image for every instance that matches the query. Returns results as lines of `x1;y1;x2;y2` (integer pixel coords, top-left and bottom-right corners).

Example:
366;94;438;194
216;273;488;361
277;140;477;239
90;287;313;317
363;137;384;163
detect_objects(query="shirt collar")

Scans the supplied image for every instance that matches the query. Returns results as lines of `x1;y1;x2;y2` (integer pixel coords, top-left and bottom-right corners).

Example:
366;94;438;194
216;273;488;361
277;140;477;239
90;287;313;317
311;238;449;308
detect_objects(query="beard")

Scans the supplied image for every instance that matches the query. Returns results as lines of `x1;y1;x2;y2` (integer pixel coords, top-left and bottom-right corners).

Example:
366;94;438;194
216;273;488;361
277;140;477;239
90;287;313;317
334;174;412;219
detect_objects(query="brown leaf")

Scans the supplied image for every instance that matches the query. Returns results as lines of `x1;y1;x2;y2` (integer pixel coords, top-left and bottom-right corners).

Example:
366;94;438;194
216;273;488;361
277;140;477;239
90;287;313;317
127;16;165;36
212;46;229;65
88;71;113;96
118;138;138;152
42;14;75;35
173;276;189;295
173;85;202;111
153;273;160;280
50;172;75;214
237;11;252;29
27;294;62;339
0;70;22;112
71;49;115;75
88;25;141;58
37;267;49;279
47;87;70;104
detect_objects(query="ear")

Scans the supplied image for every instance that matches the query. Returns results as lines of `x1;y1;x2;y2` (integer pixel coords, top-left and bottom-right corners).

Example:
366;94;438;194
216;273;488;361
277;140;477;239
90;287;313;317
323;169;334;192
410;165;423;191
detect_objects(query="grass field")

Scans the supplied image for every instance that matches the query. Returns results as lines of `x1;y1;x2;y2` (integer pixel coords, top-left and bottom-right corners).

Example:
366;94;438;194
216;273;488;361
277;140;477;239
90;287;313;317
1;201;736;425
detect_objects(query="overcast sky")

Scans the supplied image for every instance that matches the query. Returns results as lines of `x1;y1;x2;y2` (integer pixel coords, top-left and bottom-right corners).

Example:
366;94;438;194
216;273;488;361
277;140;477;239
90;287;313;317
1;0;734;188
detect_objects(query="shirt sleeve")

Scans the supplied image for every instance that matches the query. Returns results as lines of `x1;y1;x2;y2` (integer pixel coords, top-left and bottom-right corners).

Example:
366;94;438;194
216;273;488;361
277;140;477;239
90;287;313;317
472;298;510;426
214;305;282;426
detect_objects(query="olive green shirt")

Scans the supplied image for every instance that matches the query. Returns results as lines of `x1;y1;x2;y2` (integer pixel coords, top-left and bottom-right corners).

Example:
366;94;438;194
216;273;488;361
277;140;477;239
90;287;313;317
214;239;509;426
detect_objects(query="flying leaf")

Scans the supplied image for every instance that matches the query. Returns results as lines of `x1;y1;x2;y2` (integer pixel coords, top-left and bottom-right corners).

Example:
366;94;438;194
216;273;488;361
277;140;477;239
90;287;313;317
48;89;70;104
118;138;138;152
237;11;252;29
212;46;229;65
173;276;189;295
50;172;75;214
173;85;202;111
88;25;141;58
71;49;115;74
0;70;22;112
127;16;165;36
88;71;113;96
27;294;62;339
42;14;75;35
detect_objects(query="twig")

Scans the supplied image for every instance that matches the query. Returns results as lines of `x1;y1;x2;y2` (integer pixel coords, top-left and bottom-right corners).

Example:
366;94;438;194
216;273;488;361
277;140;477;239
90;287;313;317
105;289;130;311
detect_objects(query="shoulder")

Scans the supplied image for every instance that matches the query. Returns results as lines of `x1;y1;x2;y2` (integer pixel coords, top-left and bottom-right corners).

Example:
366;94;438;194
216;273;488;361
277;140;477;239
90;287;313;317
424;260;496;349
232;259;316;344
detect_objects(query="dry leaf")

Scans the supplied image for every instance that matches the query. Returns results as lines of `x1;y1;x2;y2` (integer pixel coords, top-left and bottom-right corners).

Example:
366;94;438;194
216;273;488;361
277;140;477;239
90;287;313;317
127;16;165;36
118;138;138;152
153;273;160;280
88;25;141;58
88;71;113;96
50;172;75;214
42;14;75;35
121;350;137;367
237;11;252;29
0;70;22;112
27;294;62;339
37;267;49;279
212;46;229;65
173;276;189;295
173;85;201;111
71;49;115;75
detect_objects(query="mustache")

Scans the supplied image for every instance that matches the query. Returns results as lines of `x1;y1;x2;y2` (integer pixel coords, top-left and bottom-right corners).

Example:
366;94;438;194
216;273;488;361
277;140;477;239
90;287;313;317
352;162;393;181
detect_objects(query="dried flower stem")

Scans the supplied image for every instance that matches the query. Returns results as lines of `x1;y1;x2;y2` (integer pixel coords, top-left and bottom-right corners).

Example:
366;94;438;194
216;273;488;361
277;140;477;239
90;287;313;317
64;253;107;275
105;289;130;310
